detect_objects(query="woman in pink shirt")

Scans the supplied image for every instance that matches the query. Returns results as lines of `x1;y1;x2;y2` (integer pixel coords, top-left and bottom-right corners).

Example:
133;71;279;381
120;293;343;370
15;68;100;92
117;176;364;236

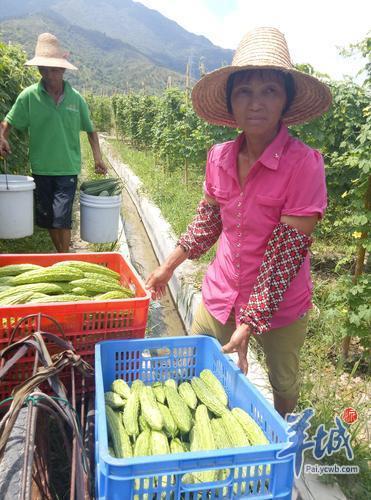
146;27;331;417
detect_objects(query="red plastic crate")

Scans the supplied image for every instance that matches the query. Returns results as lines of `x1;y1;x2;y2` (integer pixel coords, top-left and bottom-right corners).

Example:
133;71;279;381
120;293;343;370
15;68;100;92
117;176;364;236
0;252;150;400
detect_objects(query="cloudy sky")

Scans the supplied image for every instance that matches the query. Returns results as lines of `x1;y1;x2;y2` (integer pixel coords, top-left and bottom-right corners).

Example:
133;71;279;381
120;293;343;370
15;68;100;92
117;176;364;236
136;0;370;81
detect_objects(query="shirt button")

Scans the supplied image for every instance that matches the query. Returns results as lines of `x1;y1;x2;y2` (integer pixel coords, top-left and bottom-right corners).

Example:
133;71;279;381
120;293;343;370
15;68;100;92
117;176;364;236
236;264;240;269
237;232;241;237
236;223;241;228
237;201;242;207
236;243;241;247
236;213;241;218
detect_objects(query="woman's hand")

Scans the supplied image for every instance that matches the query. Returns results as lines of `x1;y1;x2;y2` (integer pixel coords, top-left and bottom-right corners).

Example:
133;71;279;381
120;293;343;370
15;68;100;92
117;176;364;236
222;323;251;374
145;265;174;300
146;246;189;300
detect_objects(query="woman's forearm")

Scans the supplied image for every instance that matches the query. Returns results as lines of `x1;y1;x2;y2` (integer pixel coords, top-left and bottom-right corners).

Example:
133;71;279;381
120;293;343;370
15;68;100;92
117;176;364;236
163;245;189;273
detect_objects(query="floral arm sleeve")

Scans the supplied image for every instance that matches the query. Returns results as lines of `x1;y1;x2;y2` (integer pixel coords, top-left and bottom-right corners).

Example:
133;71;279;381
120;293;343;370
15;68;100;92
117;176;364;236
239;222;312;334
177;199;222;259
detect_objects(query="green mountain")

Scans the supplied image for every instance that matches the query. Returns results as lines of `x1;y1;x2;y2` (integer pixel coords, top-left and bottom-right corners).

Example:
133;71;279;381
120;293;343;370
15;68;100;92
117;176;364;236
0;0;233;93
0;12;186;94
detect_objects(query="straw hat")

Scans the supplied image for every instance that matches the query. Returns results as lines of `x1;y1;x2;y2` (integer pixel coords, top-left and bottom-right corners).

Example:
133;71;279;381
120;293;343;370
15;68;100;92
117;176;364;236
192;27;332;127
25;33;78;70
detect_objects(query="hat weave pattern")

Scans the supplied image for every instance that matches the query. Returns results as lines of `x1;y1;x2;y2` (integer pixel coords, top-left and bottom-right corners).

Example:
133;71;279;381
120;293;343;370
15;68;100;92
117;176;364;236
25;33;77;71
192;27;332;127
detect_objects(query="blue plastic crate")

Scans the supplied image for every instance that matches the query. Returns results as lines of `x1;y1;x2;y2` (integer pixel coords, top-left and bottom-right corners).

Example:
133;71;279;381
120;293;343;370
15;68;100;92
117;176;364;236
95;336;294;499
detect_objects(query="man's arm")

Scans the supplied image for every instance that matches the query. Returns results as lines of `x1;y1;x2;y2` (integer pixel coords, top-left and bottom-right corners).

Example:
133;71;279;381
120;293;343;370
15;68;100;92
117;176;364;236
87;131;107;175
0;121;12;156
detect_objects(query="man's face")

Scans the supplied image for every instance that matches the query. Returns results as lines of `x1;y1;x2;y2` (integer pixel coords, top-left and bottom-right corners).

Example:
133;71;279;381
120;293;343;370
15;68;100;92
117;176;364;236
38;66;65;85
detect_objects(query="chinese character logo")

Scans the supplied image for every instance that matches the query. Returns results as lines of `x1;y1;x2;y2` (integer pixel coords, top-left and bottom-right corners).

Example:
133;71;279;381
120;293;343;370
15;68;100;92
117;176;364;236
277;408;354;477
341;407;358;425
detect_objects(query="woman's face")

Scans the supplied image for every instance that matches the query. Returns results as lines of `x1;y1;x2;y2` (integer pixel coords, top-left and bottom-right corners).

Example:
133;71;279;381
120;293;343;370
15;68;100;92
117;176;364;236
230;71;287;136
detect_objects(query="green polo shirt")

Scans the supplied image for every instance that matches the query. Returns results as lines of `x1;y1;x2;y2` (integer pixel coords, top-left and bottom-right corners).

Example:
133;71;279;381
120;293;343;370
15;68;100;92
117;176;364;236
5;80;94;175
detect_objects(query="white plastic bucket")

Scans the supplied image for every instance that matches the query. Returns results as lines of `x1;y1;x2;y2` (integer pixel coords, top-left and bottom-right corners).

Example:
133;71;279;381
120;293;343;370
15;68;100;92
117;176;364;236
0;175;35;239
80;191;121;243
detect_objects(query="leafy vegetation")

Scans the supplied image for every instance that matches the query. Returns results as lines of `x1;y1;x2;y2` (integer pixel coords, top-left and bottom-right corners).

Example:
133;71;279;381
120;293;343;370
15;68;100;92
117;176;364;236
0;41;37;174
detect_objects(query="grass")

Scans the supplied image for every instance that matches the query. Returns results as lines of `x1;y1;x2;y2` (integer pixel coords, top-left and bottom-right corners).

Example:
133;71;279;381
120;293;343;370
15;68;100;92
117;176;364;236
297;274;370;499
108;138;215;266
109;138;203;234
0;226;54;254
108;138;370;500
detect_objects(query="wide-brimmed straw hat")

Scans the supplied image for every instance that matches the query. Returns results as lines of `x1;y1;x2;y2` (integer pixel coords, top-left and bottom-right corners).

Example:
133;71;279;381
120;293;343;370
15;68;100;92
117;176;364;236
25;33;78;70
192;27;332;127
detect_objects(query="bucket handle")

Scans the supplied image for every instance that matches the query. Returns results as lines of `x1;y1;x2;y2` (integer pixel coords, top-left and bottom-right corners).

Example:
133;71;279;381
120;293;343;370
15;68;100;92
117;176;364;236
2;159;9;190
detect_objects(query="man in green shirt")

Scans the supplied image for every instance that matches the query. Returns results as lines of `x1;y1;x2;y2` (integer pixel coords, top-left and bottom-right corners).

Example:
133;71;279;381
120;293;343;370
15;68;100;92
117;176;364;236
0;33;107;252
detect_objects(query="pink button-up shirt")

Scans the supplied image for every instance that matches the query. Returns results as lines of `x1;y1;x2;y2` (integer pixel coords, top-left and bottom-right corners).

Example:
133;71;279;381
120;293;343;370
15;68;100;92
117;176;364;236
203;125;327;329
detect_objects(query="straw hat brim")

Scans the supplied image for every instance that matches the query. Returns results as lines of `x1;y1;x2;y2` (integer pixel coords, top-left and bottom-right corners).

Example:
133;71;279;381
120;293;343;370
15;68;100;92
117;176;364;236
191;64;332;127
25;56;78;71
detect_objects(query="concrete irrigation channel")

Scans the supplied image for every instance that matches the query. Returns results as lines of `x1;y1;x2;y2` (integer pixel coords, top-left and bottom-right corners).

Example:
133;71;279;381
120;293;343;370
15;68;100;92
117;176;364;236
114;166;187;340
